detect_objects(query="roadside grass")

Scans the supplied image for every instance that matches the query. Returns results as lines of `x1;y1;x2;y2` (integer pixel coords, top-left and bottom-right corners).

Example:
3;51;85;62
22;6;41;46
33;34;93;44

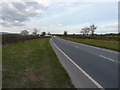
62;38;119;51
2;38;74;88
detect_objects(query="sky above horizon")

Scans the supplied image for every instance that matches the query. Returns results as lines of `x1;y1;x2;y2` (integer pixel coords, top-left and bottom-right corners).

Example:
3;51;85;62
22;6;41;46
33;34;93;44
0;0;119;34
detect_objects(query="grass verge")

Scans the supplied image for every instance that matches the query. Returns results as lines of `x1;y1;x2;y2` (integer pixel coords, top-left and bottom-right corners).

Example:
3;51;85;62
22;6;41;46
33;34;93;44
2;38;74;88
62;38;119;51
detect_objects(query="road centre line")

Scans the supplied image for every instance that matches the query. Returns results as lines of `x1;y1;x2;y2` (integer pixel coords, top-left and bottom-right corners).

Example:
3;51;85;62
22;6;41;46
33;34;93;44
66;39;119;54
74;46;119;64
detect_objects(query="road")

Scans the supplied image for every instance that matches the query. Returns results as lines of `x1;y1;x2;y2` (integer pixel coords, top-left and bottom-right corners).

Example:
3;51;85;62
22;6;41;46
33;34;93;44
50;37;119;89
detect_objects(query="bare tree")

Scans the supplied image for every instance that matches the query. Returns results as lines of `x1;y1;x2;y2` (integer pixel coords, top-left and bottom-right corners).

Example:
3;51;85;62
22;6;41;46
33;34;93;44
80;27;90;35
89;24;97;35
32;28;39;35
47;32;51;35
80;29;85;35
64;31;67;36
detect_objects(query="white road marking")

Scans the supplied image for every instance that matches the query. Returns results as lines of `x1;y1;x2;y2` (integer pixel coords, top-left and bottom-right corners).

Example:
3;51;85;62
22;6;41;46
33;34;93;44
74;45;119;64
99;55;115;62
51;39;105;89
99;55;119;63
68;39;119;54
74;46;79;48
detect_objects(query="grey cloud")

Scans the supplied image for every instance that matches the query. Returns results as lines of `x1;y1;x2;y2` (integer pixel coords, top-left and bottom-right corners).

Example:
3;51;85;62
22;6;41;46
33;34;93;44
2;4;29;21
1;1;49;27
1;21;25;27
12;2;27;11
25;2;46;10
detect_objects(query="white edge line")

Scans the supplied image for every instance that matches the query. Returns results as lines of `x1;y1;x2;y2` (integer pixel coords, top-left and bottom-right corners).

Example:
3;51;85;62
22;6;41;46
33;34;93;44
51;38;105;89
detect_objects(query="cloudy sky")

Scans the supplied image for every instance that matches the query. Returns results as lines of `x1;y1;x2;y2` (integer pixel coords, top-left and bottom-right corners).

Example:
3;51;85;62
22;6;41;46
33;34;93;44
0;0;119;34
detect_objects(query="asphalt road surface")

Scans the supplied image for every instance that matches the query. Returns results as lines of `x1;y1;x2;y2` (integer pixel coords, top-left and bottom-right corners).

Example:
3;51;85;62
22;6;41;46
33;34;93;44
51;37;119;89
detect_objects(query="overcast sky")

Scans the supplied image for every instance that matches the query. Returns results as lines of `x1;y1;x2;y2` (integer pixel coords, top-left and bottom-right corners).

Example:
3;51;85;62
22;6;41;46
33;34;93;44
0;0;119;34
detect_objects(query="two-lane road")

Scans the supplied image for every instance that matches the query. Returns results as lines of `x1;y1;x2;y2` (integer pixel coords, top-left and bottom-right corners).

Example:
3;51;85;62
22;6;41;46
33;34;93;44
51;37;119;89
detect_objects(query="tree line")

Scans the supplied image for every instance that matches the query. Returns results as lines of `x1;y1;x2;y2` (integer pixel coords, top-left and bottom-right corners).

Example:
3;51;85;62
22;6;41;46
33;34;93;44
64;24;97;36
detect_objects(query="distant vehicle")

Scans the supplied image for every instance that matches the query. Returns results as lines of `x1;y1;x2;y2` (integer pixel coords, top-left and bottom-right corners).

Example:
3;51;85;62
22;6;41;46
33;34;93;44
53;36;56;38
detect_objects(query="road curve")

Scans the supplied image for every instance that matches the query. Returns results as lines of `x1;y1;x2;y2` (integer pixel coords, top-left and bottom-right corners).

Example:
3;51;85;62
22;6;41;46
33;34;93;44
50;37;119;89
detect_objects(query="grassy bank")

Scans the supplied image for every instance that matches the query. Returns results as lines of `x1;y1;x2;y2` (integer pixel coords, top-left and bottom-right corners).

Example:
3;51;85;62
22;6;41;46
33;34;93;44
62;38;119;51
3;38;74;88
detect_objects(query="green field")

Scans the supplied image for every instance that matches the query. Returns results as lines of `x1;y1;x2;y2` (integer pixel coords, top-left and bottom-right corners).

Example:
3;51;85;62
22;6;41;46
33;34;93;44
2;38;74;88
63;38;119;51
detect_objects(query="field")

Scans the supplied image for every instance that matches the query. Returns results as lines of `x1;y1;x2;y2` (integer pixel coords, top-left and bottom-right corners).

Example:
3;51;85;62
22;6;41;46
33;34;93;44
61;36;119;51
2;38;74;88
59;34;119;41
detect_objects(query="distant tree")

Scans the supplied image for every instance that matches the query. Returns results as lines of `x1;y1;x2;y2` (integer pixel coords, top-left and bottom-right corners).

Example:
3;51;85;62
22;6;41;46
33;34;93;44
80;30;85;35
89;24;97;35
47;32;51;35
41;32;46;36
20;30;29;35
85;27;90;35
80;27;90;35
32;28;39;35
73;33;75;35
64;31;67;36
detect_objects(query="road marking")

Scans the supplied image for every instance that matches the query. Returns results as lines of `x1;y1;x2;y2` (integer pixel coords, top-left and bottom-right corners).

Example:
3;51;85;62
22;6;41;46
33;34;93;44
74;45;119;64
51;39;105;89
74;46;79;48
99;55;114;62
65;39;119;54
99;55;119;63
80;44;118;54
